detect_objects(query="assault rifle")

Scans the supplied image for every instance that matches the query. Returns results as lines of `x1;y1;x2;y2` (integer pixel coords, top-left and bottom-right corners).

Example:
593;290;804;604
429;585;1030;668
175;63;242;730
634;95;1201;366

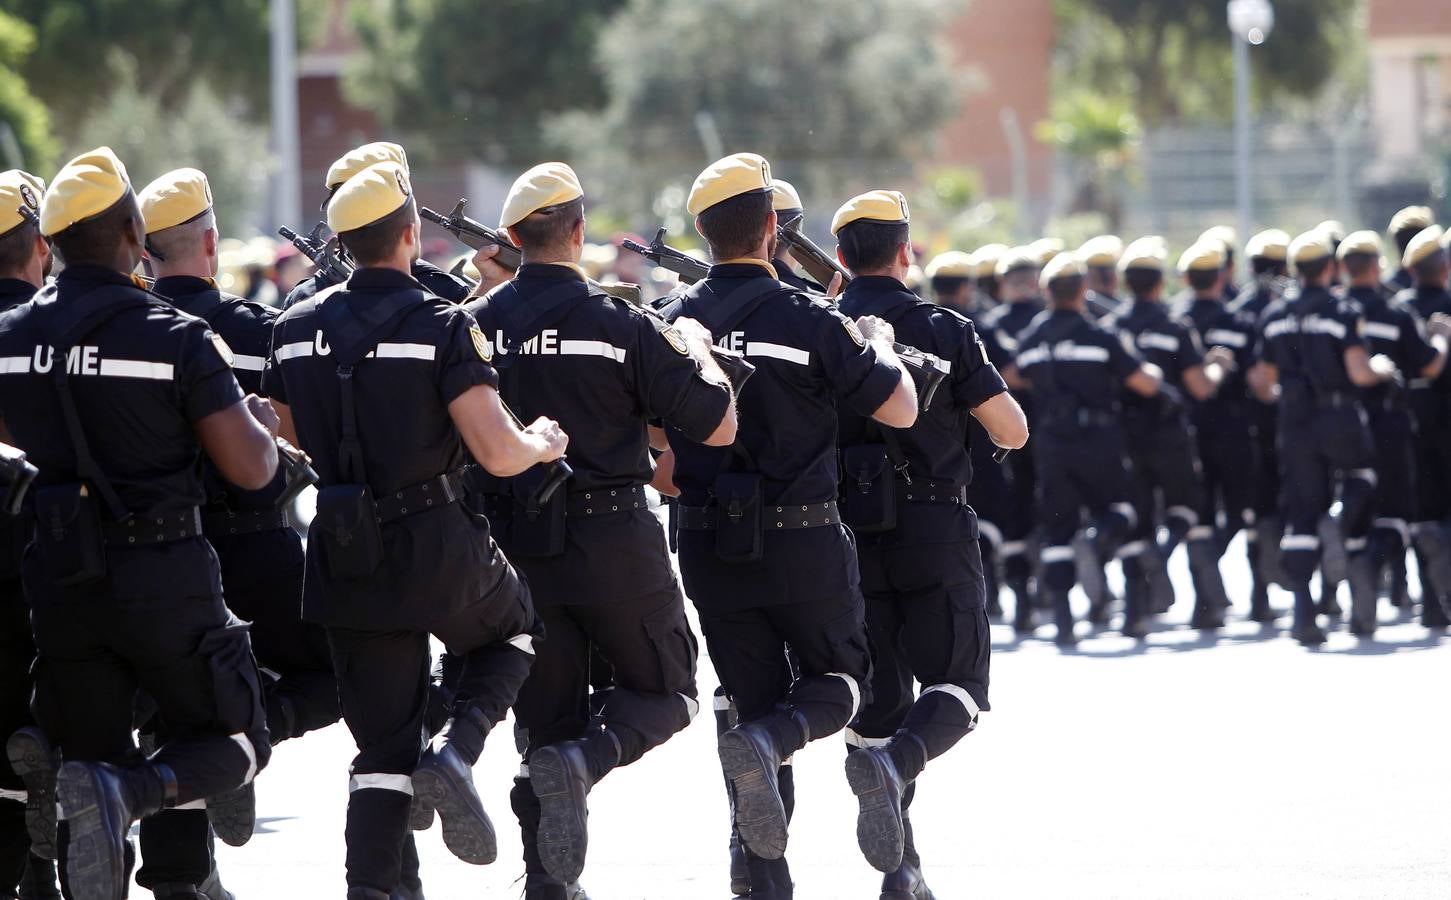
274;438;320;509
776;213;851;289
0;443;38;516
620;228;709;285
278;223;354;285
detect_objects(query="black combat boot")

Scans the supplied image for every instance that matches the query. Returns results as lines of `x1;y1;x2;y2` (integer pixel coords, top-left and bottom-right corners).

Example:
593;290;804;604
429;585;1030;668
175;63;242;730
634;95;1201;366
1290;588;1326;647
1047;587;1076;647
1346;551;1379;637
719;714;802;861
207;780;255;848
880;789;935;900
412;742;496;865
1187;540;1228;630
1120;574;1151;639
7;727;58;860
56;760;173;900
844;747;906;873
1009;576;1036;635
531;729;621;885
17;853;62;900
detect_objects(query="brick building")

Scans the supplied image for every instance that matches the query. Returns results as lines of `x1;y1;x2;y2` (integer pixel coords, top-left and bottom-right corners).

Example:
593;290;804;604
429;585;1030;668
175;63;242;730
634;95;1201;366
1367;0;1451;170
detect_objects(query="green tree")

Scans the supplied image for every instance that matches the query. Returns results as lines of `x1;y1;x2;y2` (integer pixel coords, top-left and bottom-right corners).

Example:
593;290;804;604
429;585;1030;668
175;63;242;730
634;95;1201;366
344;0;628;166
1053;0;1359;124
551;0;968;228
1036;91;1140;228
0;9;55;171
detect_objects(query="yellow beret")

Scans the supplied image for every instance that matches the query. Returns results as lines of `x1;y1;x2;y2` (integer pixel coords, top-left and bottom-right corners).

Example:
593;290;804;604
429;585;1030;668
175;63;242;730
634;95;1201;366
771;179;803;213
1078;235;1123;267
39;147;131;238
1403;226;1446;269
138;168;213;235
830;190;910;236
327;162;412;234
1245;228;1290;261
499;162;584;229
1199;225;1238;254
0;170;44;236
1178;240;1225;273
925;251;974;280
1029;237;1064;266
1390;206;1433;235
995;245;1040;278
687;153;772;216
1039;252;1084;288
1316;220;1346;244
969;244;1007;278
1336;230;1381;260
1289;230;1334;268
1118;236;1168;273
325;142;409;191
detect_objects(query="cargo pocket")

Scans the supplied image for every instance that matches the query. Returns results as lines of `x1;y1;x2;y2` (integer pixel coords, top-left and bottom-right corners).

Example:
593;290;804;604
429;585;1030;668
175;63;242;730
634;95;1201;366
822;605;873;701
642;597;698;696
197;622;270;769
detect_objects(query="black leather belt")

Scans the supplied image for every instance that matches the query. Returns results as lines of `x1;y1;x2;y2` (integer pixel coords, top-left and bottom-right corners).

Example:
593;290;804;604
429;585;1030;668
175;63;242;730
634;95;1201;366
375;472;464;524
564;484;647;518
1316;391;1362;410
677;500;841;531
104;508;203;547
203;507;289;538
1043;409;1119;429
896;479;966;505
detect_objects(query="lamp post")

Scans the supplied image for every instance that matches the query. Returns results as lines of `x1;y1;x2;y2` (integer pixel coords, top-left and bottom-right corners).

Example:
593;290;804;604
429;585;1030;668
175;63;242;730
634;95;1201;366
1228;0;1274;274
271;0;301;230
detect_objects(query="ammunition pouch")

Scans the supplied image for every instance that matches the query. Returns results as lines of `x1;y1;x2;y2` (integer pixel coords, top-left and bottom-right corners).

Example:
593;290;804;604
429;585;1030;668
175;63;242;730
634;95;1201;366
711;472;764;563
313;484;385;580
839;444;897;534
508;466;568;558
33;483;106;586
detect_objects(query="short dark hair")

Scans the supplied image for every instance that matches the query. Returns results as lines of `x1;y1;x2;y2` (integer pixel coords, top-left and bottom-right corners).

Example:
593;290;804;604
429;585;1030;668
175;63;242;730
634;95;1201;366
1297;258;1331;283
0;223;39;277
1187;269;1220;292
930;275;970;300
697;191;773;260
1341;252;1379;280
1393;227;1421;257
976;274;999;300
1251;257;1287;277
338;199;415;267
511;197;584;257
1412;250;1449;283
1123;267;1162;296
837;221;909;274
50;193;140;268
1047;274;1083;304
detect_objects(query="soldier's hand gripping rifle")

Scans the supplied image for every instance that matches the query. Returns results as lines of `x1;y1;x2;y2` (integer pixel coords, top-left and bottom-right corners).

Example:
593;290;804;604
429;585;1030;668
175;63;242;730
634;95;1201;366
0;442;38;517
421;199;643;305
278;223;354;286
273;437;320;510
620;228;710;286
776;213;852;290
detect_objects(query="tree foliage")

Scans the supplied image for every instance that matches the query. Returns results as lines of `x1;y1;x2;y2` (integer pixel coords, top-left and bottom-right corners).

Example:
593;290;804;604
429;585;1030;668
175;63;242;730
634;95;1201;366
344;0;628;166
551;0;968;227
0;10;55;171
1053;0;1359;124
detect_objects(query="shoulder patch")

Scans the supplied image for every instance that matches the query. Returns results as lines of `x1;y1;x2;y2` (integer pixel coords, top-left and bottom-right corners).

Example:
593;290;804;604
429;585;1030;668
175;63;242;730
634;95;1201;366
470;324;493;362
661;325;690;356
211;334;236;367
843;317;867;347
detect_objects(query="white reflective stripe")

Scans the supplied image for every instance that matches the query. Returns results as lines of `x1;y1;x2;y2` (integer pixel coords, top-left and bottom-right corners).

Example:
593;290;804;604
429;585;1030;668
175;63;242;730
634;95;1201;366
1281;534;1320;551
1344;537;1368;552
231;354;266;372
999;540;1027;557
1166;505;1199;526
1115;540;1147;559
1410;378;1432;390
828;672;861;721
349;773;414;795
230;733;258;784
507;633;536;656
928;357;953;374
0;356;30;374
1264;319;1296;340
558;339;626;363
680;693;700;720
1362;321;1400;342
746;342;810;366
844;728;891;749
1347;468;1377;485
1041;545;1075;563
1016;346;1049;368
1204;329;1249;348
995;331;1019;353
518;764;530;779
275;341;313;362
1057;343;1110;363
780;755;793;767
175;798;207;811
1187;525;1216;541
1137;332;1180;353
1302;316;1347;339
922;683;981;720
1243;509;1257;526
1373;518;1411;543
374;342;437;362
978;520;1004;548
712;693;733;712
1110;503;1138;529
98;359;174;381
0;787;25;802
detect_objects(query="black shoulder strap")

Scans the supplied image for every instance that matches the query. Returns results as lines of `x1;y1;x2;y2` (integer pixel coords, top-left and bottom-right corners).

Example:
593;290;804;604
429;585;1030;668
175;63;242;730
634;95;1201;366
687;277;796;340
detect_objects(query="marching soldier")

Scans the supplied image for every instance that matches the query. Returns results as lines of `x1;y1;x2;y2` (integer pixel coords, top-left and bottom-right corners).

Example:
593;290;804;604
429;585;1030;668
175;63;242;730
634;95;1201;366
0;170;61;900
833;190;1027;896
465;163;737;898
1250;231;1393;646
659;153;917;900
769;180;824;294
978;247;1044;633
1079;234;1124;319
1336;231;1450;635
1393;226;1451;631
262;161;556;898
0;147;277;900
1004;253;1167;646
1385;206;1435;294
1199;226;1241;303
923;251;974;316
969;244;1006;310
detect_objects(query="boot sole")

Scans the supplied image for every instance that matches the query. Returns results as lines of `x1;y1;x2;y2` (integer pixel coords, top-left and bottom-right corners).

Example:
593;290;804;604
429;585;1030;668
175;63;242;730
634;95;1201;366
412;762;496;865
7;729;57;859
207;781;256;847
717;731;788;860
55;762;126;900
408;793;436;831
529;746;589;884
844;752;904;873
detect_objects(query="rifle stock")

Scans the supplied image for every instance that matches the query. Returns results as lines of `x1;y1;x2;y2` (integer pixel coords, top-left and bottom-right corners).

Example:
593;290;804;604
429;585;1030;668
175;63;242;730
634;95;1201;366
776;213;851;290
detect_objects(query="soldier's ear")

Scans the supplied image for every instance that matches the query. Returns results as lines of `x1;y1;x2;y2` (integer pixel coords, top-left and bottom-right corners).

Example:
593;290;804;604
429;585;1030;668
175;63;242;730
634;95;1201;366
203;227;218;259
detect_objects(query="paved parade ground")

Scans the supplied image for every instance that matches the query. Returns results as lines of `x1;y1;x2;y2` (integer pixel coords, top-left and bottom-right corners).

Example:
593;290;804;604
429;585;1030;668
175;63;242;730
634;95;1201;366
209;539;1448;899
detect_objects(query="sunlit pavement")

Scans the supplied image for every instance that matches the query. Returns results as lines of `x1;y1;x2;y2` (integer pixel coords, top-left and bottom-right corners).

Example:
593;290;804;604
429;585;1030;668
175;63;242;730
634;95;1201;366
203;532;1447;899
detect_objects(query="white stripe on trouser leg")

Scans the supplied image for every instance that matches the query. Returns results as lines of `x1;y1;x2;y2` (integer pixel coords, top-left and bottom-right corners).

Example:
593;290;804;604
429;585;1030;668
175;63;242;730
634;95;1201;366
921;683;982;721
1041;545;1075;564
1166;505;1199;526
1115;540;1146;560
680;693;700;720
844;728;891;749
780;756;793;767
1000;540;1027;558
1186;525;1215;541
507;633;535;655
1110;503;1138;530
1281;534;1320;551
518;764;530;779
229;733;258;784
0;788;25;802
1344;537;1368;552
713;693;732;712
828;672;861;721
175;798;207;811
1374;518;1410;544
978;520;1003;549
349;772;414;795
1347;468;1377;485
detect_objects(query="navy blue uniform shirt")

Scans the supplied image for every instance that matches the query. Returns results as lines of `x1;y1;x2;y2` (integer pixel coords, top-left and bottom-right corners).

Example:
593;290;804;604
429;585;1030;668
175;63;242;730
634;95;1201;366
1014;307;1141;426
1103;299;1202;431
1179;295;1259;432
1258;285;1365;415
283;257;472;310
1349;284;1436;406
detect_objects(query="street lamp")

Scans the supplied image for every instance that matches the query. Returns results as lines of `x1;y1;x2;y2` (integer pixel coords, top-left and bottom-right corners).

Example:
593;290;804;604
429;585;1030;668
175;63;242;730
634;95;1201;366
1228;0;1274;274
